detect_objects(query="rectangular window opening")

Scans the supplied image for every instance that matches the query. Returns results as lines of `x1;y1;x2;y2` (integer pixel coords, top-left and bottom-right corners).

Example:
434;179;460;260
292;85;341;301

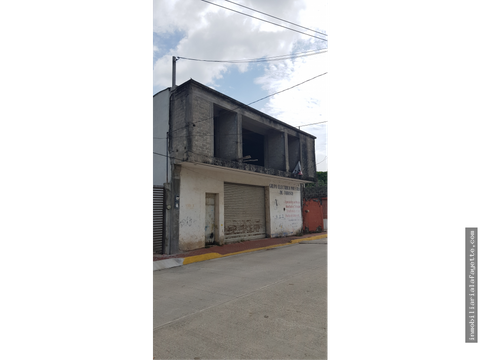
213;104;238;160
242;128;265;167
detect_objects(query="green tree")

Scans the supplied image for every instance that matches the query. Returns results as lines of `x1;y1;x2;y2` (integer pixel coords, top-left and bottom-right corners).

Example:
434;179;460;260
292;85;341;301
304;171;327;199
305;171;327;187
316;171;327;185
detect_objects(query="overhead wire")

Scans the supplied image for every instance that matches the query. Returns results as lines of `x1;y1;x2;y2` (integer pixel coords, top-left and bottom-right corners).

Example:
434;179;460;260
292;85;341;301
153;151;189;163
177;48;327;63
224;0;328;37
298;121;328;128
150;72;329;161
317;156;327;165
155;2;328;162
166;72;328;137
200;0;327;42
247;72;327;107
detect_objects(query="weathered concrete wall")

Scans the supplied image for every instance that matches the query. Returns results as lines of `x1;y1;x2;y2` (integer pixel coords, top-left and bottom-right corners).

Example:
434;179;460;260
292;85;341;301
163;165;181;255
191;95;213;157
300;136;316;180
214;111;239;160
170;85;190;162
171;81;316;182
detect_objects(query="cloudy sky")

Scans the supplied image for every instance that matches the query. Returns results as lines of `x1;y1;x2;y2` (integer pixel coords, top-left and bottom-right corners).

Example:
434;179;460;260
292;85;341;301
153;0;328;171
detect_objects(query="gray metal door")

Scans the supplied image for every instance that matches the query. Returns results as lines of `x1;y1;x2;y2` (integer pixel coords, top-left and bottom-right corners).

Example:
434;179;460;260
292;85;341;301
205;193;216;245
153;186;165;254
224;183;266;243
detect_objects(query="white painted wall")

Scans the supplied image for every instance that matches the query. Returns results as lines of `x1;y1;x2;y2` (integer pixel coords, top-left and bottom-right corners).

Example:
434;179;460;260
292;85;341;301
178;164;305;251
177;166;225;251
267;182;303;237
153;88;170;186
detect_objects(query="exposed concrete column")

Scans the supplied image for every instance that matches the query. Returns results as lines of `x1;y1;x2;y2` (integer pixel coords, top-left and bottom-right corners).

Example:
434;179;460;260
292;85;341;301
284;130;289;173
214;111;239;160
237;114;243;161
266;130;286;171
299;136;304;173
264;186;272;237
166;164;181;255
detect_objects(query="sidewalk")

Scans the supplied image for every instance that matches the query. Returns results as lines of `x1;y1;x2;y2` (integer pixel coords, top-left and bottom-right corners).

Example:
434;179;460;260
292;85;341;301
153;231;327;271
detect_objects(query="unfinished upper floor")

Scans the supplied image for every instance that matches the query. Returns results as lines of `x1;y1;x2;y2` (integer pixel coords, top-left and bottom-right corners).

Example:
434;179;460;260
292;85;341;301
160;79;317;182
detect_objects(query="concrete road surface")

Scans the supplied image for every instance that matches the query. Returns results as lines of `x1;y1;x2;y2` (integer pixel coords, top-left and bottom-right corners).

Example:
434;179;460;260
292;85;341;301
153;239;327;359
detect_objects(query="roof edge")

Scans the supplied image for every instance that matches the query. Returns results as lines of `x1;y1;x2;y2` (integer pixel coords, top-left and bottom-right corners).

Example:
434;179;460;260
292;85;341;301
175;79;317;139
153;87;171;98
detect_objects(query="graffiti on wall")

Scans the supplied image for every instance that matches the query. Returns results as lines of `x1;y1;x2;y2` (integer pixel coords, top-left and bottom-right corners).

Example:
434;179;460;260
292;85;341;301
179;216;195;227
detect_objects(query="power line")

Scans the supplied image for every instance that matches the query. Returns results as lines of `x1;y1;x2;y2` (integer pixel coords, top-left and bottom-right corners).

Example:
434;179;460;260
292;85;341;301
247;72;327;107
317;156;327;165
169;72;328;135
298;121;328;129
224;0;328;37
153;151;189;163
178;48;327;64
200;0;327;42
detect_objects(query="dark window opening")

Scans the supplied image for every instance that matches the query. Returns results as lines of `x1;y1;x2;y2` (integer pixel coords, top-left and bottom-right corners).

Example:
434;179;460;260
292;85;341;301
213;104;238;160
242;129;264;167
288;135;300;172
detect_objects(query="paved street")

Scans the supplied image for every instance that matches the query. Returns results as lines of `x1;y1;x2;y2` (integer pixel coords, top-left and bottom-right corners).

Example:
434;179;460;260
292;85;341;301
153;238;327;359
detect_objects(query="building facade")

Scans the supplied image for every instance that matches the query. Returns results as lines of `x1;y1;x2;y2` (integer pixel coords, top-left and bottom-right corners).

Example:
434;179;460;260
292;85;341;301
154;79;317;254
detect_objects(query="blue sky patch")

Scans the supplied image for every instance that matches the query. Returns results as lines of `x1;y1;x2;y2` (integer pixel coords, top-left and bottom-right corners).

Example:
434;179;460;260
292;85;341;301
213;63;269;111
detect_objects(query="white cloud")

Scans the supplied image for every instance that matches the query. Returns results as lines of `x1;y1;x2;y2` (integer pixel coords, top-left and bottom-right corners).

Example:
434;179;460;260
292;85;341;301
255;50;329;170
150;44;159;57
153;0;324;88
153;0;328;170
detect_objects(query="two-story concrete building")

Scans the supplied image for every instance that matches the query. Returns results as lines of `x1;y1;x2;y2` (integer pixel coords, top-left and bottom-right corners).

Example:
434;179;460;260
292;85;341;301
154;79;317;255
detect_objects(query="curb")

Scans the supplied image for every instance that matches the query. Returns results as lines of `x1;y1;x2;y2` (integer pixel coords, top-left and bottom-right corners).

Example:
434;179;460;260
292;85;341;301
153;258;184;271
153;233;327;271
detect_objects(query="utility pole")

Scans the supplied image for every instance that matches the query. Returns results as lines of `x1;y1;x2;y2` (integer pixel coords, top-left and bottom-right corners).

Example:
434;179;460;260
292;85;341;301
172;56;177;90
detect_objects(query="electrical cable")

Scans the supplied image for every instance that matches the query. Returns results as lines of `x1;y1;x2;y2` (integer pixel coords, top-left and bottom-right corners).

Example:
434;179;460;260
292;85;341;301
178;49;327;63
247;72;327;107
200;0;327;42
316;156;327;165
298;121;328;128
224;0;328;37
167;72;328;136
153;151;188;163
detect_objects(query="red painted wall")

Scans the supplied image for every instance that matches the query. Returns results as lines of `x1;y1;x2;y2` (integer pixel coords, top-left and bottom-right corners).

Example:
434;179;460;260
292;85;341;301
303;199;324;233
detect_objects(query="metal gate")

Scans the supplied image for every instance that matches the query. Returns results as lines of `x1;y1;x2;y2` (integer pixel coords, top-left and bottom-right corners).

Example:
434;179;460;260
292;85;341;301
224;183;266;243
153;186;166;254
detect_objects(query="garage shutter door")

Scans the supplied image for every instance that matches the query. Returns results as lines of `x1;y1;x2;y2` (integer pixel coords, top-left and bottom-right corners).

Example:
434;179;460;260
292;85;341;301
224;183;266;243
153;186;165;254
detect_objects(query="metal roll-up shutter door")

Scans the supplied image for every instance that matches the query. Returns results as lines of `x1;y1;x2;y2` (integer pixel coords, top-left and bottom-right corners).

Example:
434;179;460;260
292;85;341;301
153;186;165;254
224;183;266;242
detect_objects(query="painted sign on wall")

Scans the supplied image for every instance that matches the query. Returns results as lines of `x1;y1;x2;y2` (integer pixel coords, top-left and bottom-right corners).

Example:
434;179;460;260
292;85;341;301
269;183;303;237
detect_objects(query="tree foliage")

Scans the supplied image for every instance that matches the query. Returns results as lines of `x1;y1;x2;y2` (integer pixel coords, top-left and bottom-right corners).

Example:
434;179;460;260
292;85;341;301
304;171;327;199
316;171;327;185
305;171;327;187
